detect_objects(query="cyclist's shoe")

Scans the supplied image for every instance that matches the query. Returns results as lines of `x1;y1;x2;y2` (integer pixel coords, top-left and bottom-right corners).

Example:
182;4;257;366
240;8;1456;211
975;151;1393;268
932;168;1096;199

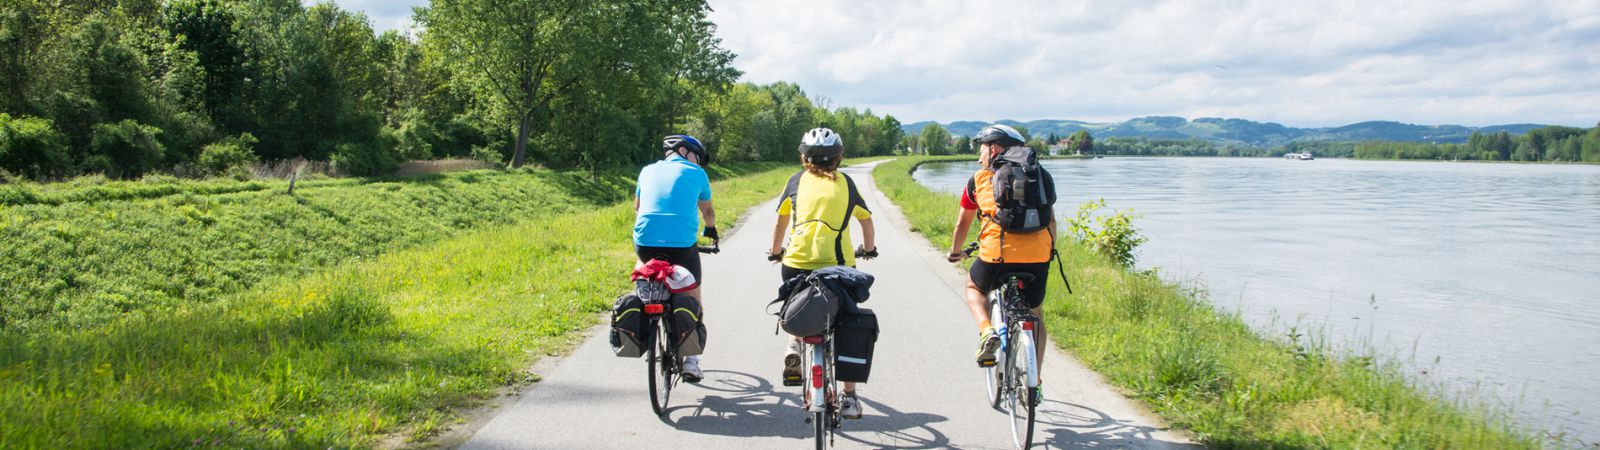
782;341;803;386
683;356;704;383
975;327;1000;367
840;391;863;419
1032;386;1044;406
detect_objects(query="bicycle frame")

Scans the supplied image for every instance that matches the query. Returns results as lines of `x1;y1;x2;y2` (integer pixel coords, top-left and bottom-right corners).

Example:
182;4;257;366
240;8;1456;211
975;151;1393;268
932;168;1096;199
990;279;1040;388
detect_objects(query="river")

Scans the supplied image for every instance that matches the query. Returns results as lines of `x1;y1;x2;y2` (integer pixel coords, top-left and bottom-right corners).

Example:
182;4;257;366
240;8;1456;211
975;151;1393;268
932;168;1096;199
913;157;1600;443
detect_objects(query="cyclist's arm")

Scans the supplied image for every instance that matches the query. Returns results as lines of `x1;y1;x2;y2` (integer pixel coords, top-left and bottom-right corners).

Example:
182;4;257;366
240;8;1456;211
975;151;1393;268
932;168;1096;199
949;208;977;256
698;199;716;231
858;217;876;251
770;214;790;256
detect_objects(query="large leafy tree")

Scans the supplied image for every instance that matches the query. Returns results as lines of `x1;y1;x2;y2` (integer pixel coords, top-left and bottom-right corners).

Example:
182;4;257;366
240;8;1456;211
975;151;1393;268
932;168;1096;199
919;122;951;155
421;0;739;169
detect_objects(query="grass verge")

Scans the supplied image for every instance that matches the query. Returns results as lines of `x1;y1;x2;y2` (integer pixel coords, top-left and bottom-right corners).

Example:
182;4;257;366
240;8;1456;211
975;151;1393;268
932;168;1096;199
1;164;776;333
0;163;798;448
874;156;1547;449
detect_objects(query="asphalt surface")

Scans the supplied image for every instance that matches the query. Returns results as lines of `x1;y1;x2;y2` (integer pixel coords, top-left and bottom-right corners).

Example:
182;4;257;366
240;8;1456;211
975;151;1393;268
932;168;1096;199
459;161;1198;449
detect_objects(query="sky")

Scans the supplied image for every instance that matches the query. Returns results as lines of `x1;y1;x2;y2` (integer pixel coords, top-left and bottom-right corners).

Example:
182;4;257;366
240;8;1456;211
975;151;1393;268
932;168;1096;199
333;0;1600;128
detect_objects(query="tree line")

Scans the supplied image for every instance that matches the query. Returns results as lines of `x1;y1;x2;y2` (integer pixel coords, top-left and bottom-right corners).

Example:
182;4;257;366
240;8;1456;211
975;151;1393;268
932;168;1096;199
1036;124;1600;162
0;0;903;180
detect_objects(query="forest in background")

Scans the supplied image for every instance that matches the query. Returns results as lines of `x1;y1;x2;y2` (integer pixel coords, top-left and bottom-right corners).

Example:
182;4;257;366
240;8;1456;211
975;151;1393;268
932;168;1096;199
0;0;904;180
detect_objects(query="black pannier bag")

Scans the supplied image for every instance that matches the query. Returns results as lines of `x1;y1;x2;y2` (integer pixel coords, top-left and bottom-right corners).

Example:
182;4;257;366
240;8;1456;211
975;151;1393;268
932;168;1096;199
610;294;647;358
669;293;707;356
834;308;879;383
775;277;841;337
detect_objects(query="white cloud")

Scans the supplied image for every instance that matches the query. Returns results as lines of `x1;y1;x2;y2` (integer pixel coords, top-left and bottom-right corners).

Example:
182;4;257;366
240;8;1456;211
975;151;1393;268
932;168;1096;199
708;0;1600;127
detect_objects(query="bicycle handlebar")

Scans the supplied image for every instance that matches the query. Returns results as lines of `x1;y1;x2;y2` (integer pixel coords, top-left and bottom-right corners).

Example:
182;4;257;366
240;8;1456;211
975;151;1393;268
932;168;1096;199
696;239;720;254
854;245;879;259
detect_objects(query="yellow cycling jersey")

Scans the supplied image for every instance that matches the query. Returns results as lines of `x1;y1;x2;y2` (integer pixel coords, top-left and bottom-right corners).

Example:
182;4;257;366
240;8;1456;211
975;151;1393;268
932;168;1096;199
777;171;871;270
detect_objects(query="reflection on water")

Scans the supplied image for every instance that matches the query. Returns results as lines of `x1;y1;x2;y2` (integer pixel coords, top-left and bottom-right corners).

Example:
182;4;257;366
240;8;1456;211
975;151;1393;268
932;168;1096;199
915;157;1600;442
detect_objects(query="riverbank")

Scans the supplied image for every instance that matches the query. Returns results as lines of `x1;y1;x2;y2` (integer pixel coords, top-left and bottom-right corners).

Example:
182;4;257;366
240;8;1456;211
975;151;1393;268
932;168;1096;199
0;163;798;448
874;156;1548;448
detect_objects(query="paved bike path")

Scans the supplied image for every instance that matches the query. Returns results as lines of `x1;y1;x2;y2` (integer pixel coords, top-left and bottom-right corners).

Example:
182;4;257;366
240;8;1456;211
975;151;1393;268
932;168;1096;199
460;161;1197;449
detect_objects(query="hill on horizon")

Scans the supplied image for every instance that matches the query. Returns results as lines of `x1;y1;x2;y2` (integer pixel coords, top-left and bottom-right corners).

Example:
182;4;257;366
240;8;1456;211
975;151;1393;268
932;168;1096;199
902;117;1552;148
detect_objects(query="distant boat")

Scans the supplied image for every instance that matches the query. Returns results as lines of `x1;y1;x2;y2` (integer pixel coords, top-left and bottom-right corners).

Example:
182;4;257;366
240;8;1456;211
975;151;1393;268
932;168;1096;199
1283;152;1315;160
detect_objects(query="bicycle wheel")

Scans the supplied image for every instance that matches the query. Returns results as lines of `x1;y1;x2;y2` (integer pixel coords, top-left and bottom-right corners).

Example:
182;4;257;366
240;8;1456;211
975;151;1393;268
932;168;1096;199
647;319;674;415
1005;328;1037;449
813;410;827;449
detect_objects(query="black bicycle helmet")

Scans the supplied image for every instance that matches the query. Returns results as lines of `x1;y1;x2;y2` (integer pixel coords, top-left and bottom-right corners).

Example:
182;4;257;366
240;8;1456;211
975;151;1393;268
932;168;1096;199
972;124;1025;147
662;134;709;165
798;127;844;165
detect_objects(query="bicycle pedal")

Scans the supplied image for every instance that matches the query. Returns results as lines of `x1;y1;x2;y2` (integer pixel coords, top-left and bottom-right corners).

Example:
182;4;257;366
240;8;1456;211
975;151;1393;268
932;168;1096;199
978;360;997;367
783;376;802;387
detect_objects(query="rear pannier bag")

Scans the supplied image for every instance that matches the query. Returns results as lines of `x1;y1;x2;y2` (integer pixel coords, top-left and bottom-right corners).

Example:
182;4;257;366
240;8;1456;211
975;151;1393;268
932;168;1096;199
776;278;842;337
834;308;879;383
669;293;707;356
609;294;647;358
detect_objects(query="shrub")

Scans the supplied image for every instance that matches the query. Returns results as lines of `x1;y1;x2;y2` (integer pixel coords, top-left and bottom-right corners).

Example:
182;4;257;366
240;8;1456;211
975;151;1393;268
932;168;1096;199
1066;198;1147;267
89;120;165;178
331;134;401;176
0;114;72;179
197;133;259;176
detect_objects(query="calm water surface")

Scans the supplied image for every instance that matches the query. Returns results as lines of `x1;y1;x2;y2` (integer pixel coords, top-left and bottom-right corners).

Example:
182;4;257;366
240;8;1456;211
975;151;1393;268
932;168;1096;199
915;157;1600;442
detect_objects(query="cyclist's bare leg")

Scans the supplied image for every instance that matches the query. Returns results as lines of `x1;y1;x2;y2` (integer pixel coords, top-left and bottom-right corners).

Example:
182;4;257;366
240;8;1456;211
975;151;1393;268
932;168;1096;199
963;279;991;328
1031;305;1047;377
684;286;702;307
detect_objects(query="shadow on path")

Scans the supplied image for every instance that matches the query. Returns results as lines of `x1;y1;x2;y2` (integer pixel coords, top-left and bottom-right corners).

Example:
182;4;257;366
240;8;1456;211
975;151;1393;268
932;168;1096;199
1034;399;1206;449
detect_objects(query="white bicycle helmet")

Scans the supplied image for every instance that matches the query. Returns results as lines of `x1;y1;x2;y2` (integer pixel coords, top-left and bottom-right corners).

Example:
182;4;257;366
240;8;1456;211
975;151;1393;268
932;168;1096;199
799;127;844;165
972;124;1025;147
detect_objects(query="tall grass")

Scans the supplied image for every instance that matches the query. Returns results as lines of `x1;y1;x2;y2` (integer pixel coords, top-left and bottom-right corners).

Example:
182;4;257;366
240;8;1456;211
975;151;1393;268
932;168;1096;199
874;156;1548;449
0;163;798;448
0;164;779;333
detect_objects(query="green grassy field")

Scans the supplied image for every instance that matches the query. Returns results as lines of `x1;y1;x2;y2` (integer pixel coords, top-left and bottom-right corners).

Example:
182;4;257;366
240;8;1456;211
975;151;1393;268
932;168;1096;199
0;162;800;448
874;156;1547;449
0;164;781;333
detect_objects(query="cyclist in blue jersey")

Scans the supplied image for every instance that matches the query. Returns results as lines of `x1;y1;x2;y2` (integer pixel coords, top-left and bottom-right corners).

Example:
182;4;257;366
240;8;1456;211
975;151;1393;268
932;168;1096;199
634;134;717;382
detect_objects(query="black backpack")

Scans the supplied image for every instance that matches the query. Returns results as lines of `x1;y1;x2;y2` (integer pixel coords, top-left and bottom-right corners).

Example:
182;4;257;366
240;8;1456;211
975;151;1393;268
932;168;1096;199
987;146;1054;233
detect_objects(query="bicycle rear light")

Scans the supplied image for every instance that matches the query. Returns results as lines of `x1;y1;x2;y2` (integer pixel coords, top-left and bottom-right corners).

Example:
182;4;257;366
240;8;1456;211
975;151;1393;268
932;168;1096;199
643;304;665;314
811;365;824;388
1021;321;1034;331
802;335;824;344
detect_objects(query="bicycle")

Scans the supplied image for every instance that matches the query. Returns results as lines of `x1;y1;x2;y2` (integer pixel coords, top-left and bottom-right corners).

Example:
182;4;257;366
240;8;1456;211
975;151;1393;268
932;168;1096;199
963;242;1040;450
769;246;878;449
636;242;719;416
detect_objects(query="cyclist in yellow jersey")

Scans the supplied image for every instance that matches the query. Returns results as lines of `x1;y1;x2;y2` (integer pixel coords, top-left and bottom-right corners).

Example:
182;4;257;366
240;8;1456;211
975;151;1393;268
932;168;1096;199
767;128;876;419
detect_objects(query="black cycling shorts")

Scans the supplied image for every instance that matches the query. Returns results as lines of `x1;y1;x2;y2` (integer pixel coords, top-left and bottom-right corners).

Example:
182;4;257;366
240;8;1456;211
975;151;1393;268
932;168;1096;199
636;245;702;284
969;260;1050;308
780;265;811;282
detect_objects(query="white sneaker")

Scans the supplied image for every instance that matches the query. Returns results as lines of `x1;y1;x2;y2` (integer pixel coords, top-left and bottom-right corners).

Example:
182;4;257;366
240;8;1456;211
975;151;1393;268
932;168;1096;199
782;341;803;386
840;391;863;419
682;356;703;383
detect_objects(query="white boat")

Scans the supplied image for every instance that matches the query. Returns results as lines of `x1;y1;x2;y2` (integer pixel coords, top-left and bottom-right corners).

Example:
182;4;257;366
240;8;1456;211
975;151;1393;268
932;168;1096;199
1283;152;1315;160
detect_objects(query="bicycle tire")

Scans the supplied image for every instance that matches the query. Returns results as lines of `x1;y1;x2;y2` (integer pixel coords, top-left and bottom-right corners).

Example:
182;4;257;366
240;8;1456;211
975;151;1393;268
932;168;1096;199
813;411;827;449
647;319;674;415
1006;327;1037;449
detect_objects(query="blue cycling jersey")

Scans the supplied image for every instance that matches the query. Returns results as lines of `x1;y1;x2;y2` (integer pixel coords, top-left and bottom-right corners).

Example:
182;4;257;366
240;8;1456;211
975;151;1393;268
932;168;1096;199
633;154;711;247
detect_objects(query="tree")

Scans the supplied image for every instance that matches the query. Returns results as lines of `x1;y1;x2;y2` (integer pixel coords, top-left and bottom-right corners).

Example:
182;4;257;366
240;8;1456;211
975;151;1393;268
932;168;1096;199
422;0;734;169
919;122;951;155
1068;130;1094;155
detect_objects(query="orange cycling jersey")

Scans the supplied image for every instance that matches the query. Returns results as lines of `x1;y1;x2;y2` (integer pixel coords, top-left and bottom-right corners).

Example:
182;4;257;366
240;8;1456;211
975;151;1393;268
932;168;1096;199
961;169;1055;264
